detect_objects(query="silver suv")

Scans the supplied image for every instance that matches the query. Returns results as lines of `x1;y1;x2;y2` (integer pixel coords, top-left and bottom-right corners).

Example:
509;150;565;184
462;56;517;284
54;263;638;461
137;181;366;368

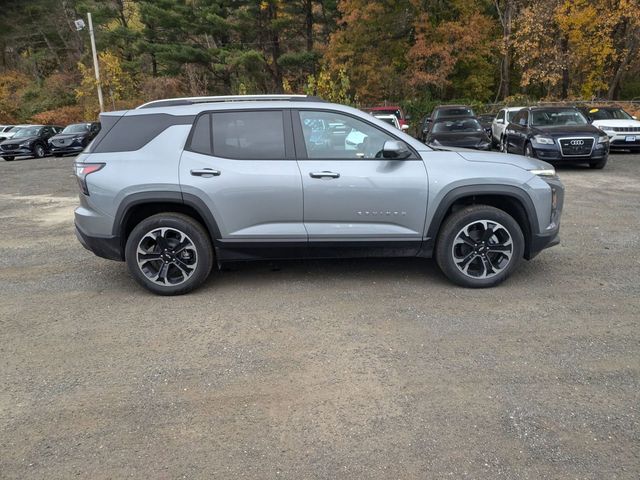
74;95;564;295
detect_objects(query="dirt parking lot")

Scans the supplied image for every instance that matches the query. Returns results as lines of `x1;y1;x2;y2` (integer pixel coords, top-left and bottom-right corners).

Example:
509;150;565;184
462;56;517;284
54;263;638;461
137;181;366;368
1;153;639;479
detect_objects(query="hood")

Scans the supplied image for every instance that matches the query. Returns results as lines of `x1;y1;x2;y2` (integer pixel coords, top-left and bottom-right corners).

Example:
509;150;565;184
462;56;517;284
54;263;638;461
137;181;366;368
531;124;602;136
591;119;640;128
1;135;39;145
451;150;553;171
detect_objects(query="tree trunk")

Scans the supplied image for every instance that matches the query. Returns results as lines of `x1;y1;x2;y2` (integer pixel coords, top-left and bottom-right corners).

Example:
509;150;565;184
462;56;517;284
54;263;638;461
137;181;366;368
268;3;283;93
560;35;569;99
607;26;639;100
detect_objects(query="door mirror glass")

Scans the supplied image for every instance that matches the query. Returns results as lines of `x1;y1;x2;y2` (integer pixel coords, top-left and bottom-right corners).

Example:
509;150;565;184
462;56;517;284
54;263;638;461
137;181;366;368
382;140;411;159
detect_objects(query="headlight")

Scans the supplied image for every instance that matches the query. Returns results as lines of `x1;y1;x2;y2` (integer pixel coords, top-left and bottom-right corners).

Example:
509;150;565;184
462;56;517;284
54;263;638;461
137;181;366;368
529;167;556;177
597;135;609;144
599;126;615;131
532;135;555;145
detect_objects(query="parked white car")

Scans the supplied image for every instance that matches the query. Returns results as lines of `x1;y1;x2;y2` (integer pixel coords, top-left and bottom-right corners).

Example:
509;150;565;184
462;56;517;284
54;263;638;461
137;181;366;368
372;113;408;131
491;107;523;150
581;106;640;152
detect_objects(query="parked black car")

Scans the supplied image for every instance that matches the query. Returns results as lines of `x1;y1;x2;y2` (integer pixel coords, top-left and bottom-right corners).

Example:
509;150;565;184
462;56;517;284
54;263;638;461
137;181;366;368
420;105;476;141
425;117;492;151
49;122;101;157
0;125;62;161
503;107;609;169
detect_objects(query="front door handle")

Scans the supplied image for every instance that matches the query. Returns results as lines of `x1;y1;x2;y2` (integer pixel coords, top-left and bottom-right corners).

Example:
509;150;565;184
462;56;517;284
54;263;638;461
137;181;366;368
191;168;221;177
309;171;340;179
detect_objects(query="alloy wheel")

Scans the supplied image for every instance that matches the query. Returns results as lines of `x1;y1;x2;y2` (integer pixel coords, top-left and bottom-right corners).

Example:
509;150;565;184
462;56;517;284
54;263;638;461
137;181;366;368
451;220;513;279
36;145;45;157
136;227;198;286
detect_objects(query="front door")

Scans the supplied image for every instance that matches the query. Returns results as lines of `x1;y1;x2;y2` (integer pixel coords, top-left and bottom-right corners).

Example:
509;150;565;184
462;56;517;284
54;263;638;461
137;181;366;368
179;109;305;245
294;109;428;253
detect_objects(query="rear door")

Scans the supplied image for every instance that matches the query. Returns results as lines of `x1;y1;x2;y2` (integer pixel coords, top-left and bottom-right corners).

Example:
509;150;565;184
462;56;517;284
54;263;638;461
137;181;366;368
179;109;305;244
293;109;428;252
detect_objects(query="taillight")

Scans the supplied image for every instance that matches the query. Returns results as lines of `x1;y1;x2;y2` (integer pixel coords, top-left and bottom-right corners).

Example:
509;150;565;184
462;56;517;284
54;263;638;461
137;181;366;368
73;162;104;195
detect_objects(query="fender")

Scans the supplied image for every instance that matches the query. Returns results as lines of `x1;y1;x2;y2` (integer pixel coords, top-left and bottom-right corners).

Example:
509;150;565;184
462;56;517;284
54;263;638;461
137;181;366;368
420;184;538;257
112;191;222;240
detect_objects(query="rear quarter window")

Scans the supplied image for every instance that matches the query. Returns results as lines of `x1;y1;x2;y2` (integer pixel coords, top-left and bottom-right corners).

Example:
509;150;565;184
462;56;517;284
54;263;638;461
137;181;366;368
91;113;194;153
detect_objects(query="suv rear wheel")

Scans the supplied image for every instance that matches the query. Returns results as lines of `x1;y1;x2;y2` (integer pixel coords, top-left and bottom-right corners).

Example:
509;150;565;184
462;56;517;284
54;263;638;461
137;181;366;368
435;205;524;288
125;213;214;295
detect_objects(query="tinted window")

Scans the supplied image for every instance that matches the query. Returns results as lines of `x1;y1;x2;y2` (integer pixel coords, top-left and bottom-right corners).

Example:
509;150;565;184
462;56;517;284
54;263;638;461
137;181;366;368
299;110;399;159
497;110;505;121
189;114;212;155
212;111;285;160
434;107;475;119
92;114;194;153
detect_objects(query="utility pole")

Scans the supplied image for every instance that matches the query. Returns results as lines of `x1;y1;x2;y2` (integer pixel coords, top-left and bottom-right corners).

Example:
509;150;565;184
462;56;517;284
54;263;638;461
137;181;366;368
87;13;104;112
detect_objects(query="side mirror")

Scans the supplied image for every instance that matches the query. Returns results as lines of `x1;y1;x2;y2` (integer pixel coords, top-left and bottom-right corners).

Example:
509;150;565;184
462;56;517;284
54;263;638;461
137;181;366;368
496;118;504;124
401;124;409;131
382;140;411;159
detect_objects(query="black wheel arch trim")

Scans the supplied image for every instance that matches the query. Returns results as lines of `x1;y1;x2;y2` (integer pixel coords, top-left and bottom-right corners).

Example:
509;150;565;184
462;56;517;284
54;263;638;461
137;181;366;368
112;191;222;242
422;184;539;258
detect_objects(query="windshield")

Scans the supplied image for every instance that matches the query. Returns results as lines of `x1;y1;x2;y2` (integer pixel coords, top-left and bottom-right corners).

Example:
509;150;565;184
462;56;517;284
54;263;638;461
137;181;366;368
588;108;633;120
13;127;42;138
369;108;401;119
62;124;90;134
434;107;475;119
432;118;483;133
375;116;397;126
530;109;588;126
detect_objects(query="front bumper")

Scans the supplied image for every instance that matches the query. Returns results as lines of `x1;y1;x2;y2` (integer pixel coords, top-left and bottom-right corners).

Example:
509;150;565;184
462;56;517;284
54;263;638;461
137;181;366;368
532;143;609;162
51;144;85;155
75;223;123;261
0;146;33;157
608;135;640;149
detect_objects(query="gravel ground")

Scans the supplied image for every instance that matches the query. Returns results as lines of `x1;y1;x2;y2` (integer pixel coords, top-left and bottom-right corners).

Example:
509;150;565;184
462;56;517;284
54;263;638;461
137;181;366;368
0;153;638;479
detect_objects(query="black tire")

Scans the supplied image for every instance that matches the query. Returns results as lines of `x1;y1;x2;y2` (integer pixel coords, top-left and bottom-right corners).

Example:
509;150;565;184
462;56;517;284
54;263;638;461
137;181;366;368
589;156;608;169
33;143;45;158
500;134;508;153
3;156;15;161
125;213;214;295
524;142;536;158
435;205;524;288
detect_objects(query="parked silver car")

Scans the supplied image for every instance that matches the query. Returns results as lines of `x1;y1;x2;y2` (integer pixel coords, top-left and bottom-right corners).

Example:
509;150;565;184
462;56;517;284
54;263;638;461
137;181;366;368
74;95;564;295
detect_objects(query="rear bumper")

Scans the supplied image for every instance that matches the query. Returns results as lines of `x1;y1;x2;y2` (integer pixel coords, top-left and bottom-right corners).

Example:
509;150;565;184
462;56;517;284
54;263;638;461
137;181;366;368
75;223;123;261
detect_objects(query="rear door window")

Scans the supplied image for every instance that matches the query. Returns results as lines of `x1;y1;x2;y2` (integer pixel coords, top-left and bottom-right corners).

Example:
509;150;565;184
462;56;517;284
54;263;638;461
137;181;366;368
212;111;286;160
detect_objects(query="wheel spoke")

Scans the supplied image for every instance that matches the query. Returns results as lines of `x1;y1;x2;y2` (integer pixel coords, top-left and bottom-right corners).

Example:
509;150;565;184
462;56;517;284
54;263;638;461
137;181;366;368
138;252;163;262
155;263;169;283
454;232;475;247
486;244;511;252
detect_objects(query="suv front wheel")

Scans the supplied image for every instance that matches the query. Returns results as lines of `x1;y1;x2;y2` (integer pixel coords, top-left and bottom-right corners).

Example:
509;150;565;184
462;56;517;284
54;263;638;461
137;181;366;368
125;213;214;295
435;205;524;288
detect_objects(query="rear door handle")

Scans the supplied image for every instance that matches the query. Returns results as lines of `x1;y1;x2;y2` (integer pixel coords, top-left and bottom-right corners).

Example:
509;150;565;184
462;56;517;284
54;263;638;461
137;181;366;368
309;171;340;179
191;168;221;177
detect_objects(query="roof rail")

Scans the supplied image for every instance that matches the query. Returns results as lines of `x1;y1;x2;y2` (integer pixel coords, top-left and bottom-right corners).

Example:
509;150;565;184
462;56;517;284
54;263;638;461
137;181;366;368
137;94;324;109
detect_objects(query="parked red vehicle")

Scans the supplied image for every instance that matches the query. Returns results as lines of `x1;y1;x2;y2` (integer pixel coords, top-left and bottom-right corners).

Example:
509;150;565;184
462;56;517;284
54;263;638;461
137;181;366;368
362;105;410;130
